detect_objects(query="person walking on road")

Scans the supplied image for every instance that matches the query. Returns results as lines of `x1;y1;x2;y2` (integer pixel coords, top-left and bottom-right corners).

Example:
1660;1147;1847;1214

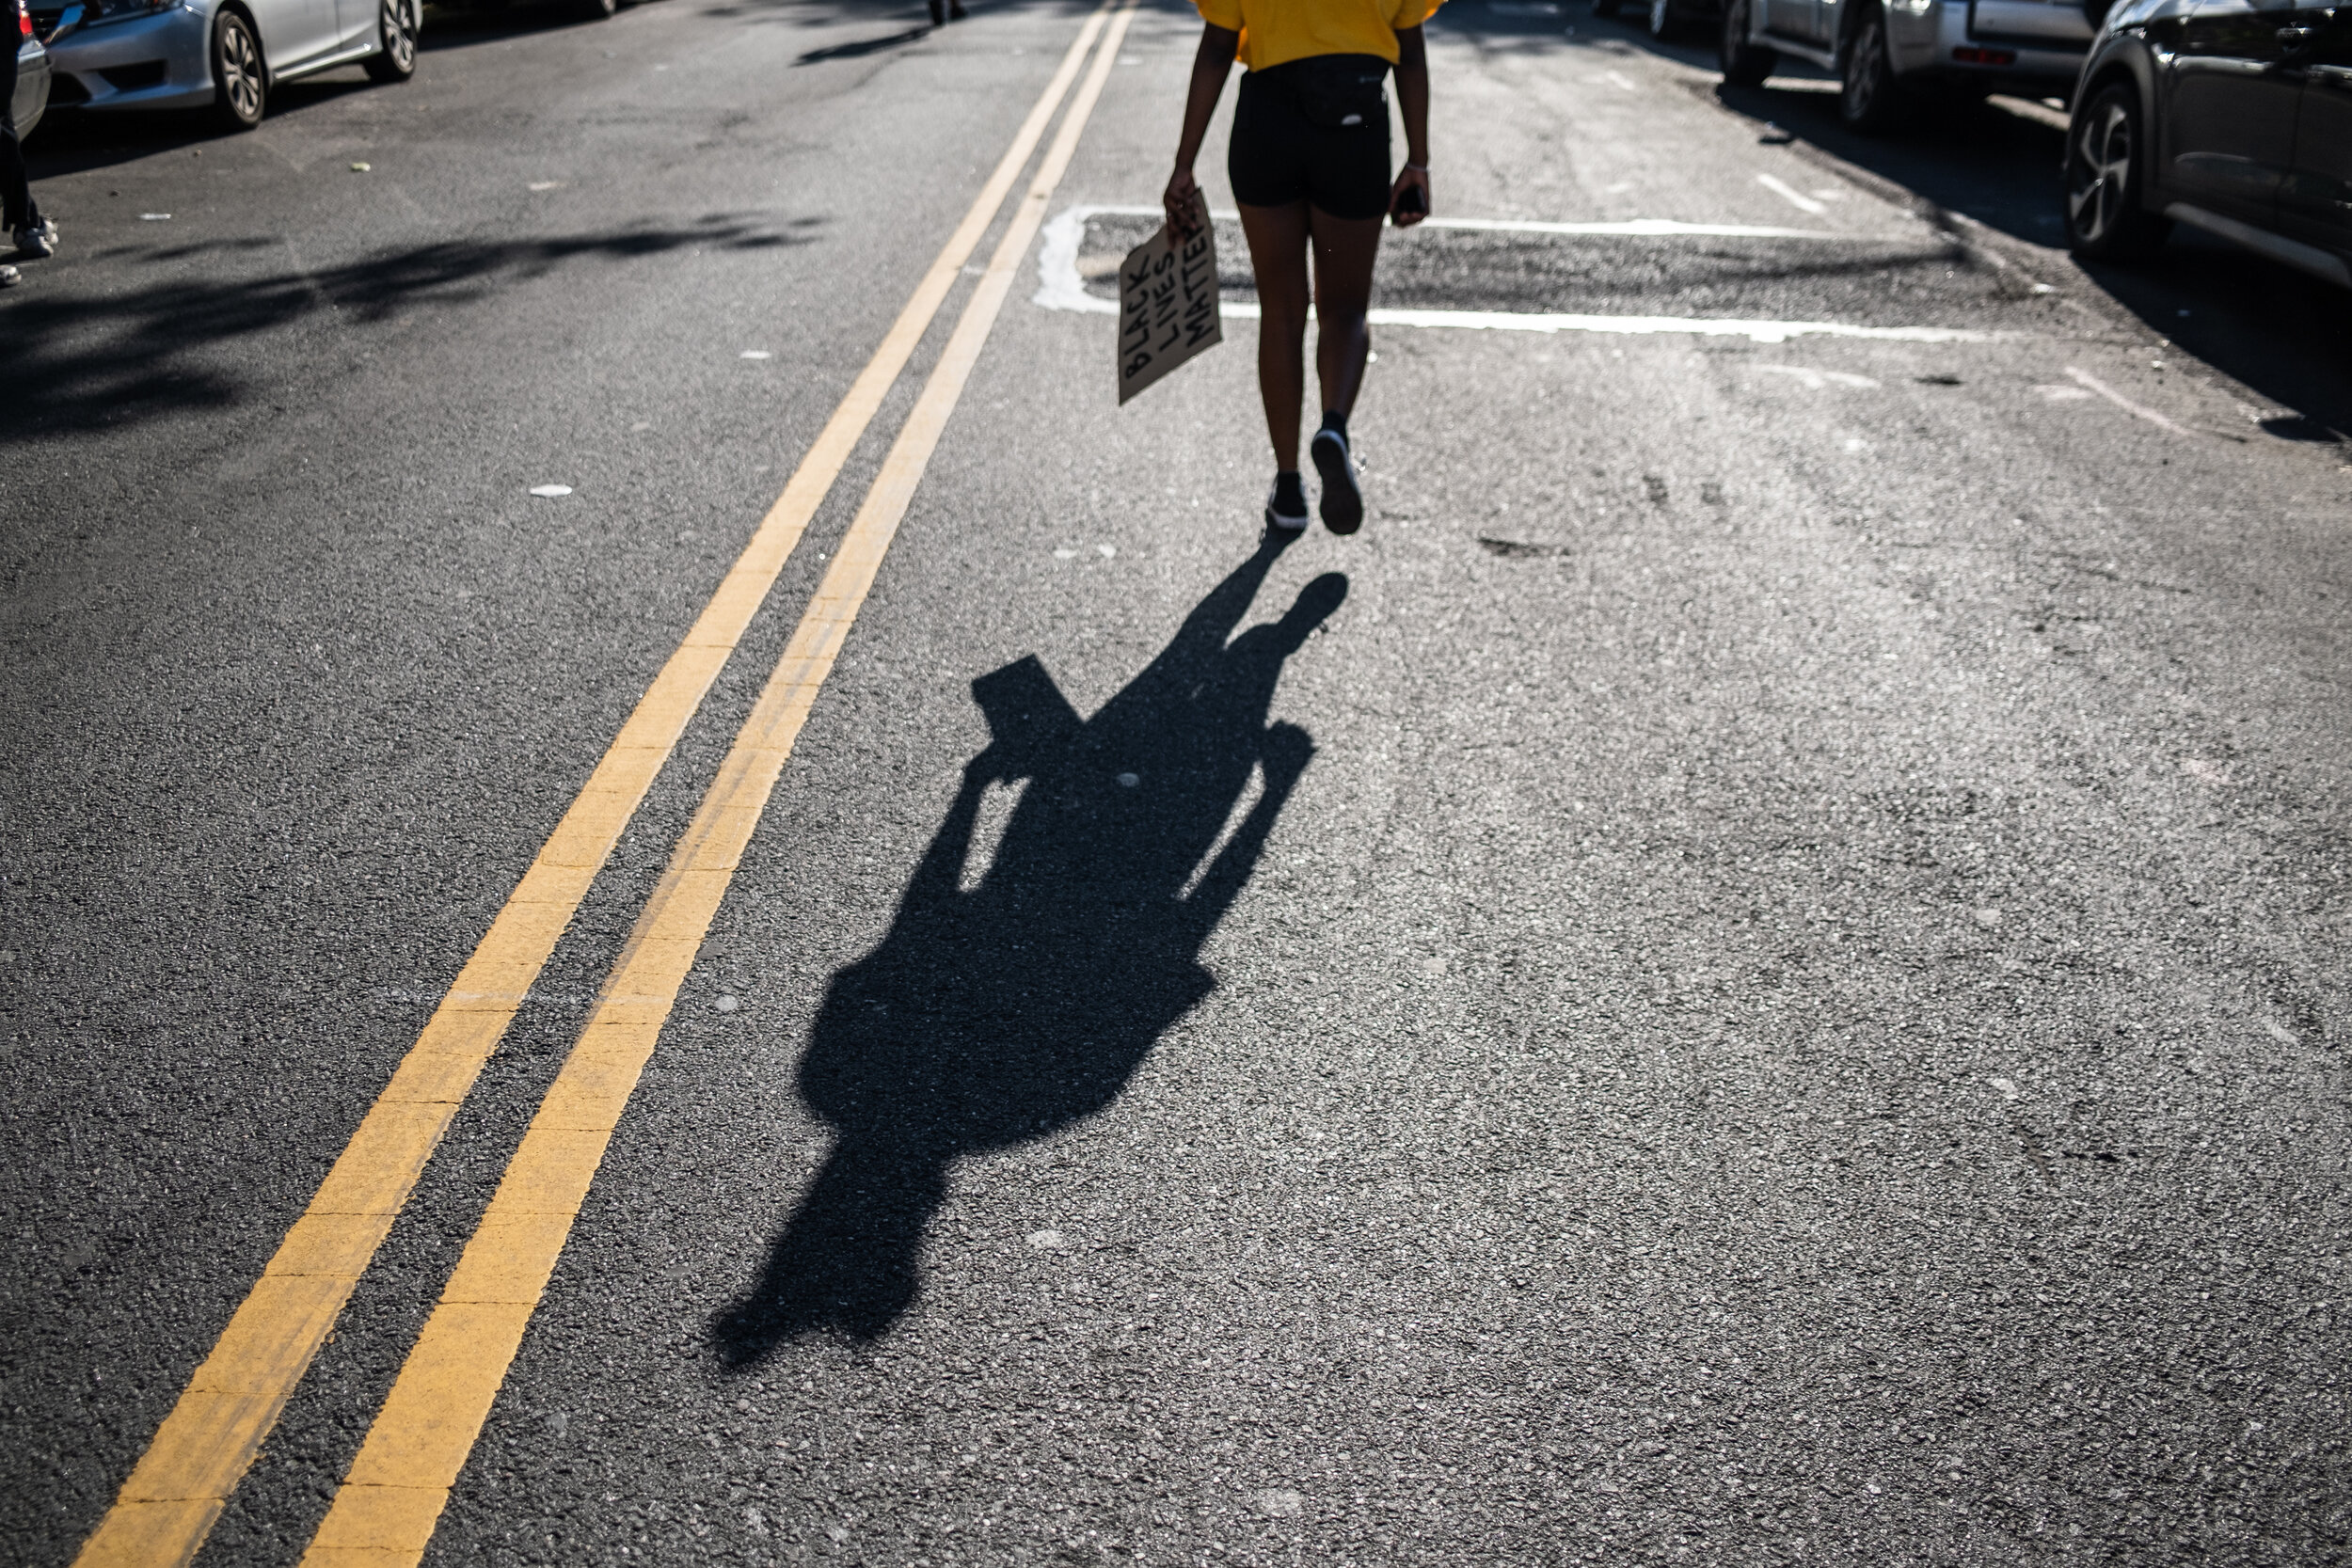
1;0;56;287
1164;0;1435;536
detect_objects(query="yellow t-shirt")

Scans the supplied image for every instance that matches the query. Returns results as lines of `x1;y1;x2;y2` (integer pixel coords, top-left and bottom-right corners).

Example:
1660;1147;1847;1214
1195;0;1444;71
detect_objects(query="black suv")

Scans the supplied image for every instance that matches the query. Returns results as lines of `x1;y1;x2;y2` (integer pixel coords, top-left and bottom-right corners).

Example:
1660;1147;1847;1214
2066;0;2351;286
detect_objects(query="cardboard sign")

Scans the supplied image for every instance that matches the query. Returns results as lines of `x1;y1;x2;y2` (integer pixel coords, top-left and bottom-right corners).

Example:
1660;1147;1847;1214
1116;198;1222;405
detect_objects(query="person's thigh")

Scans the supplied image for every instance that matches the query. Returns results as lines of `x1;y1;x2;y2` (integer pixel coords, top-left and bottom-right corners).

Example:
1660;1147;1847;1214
1238;201;1313;321
1306;212;1383;317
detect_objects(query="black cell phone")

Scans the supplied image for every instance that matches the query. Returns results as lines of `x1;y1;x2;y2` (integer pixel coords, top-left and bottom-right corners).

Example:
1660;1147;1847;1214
1391;182;1427;222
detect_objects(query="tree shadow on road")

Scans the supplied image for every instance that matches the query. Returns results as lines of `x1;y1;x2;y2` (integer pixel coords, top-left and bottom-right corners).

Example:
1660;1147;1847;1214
711;536;1343;1363
0;219;817;442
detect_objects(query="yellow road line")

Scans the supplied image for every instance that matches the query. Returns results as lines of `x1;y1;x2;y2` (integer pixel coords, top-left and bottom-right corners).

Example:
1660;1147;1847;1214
295;7;1139;1561
69;12;1116;1564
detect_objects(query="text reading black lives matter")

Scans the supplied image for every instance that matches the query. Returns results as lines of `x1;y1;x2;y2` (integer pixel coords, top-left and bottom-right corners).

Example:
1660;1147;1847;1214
1117;202;1223;405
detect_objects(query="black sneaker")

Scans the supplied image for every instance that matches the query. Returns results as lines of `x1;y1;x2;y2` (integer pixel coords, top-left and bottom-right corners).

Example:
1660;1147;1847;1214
1264;470;1308;532
1311;425;1362;534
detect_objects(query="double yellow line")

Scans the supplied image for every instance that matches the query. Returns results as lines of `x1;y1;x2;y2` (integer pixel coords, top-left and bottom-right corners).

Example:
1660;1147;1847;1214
75;6;1136;1562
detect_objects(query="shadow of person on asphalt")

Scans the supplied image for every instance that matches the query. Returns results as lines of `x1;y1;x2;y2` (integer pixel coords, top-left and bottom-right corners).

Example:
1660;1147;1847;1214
711;536;1343;1363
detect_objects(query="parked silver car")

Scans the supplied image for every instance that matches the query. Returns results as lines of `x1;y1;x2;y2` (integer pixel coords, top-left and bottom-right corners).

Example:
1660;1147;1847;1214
35;0;417;131
14;11;53;139
1719;0;2093;131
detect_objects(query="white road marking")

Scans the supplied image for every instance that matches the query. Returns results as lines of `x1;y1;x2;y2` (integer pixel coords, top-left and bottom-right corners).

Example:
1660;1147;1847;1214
1756;364;1881;389
2065;366;2191;436
1756;173;1828;215
1036;206;1996;343
1605;70;1638;90
2033;384;2093;401
1427;214;1835;238
528;484;572;498
739;350;773;359
1051;205;1836;240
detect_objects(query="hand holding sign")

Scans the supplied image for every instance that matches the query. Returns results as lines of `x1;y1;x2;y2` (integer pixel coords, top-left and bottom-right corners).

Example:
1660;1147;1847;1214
1117;193;1222;405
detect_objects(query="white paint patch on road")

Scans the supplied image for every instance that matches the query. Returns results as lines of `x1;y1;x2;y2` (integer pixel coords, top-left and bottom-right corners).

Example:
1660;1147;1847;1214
739;350;773;360
1426;214;1835;239
1037;206;1994;344
1367;307;1989;344
2065;366;2191;436
2033;384;2094;402
1756;173;1828;215
1025;1228;1065;1250
528;484;572;498
1756;364;1881;389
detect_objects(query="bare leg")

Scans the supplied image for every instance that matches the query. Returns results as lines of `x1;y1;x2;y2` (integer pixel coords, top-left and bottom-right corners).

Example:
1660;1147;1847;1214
1237;199;1311;470
1307;209;1384;422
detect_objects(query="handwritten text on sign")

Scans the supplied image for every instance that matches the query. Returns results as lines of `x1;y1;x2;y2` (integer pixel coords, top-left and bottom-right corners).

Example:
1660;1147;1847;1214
1117;200;1222;405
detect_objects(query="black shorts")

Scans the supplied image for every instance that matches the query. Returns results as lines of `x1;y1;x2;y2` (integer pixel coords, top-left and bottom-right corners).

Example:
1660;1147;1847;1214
1227;63;1393;221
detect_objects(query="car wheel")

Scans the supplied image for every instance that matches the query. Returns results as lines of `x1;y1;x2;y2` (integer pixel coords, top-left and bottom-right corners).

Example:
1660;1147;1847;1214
1719;0;1776;84
2065;82;2169;261
363;0;420;82
211;8;265;131
1647;0;1679;38
1838;4;1909;134
579;0;616;20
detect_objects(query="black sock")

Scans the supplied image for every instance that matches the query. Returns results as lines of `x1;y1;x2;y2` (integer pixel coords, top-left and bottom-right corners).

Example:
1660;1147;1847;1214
1272;470;1306;513
1319;410;1347;443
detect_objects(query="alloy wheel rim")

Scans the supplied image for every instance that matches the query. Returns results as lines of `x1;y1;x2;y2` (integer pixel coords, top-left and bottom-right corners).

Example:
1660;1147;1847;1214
383;0;415;67
223;23;260;118
2068;103;2130;241
1847;21;1882;115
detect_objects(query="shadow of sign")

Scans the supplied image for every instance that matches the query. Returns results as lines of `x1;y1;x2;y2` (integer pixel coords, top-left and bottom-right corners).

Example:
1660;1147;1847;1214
712;536;1344;1363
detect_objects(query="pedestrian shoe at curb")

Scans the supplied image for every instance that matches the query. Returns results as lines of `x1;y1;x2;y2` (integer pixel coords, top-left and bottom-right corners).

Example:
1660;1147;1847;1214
13;221;56;260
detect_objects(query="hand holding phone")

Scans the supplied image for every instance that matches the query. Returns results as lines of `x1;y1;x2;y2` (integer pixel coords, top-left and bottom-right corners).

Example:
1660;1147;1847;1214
1390;166;1430;226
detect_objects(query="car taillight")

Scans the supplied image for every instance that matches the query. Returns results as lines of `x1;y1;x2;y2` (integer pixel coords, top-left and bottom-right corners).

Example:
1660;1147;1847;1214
19;8;31;37
1952;44;2017;63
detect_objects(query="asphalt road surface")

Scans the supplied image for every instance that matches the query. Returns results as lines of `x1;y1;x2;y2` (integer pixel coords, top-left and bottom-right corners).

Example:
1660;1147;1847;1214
5;0;2349;1564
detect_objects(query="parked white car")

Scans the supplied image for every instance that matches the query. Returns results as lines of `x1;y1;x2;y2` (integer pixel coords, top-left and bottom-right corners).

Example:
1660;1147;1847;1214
1718;0;2092;131
35;0;417;131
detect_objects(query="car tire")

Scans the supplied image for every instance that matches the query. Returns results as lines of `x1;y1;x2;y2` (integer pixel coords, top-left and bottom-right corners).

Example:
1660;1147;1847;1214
1719;0;1776;84
1838;3;1909;134
579;0;617;20
1647;0;1679;38
210;8;266;131
2065;82;2169;261
363;0;420;82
